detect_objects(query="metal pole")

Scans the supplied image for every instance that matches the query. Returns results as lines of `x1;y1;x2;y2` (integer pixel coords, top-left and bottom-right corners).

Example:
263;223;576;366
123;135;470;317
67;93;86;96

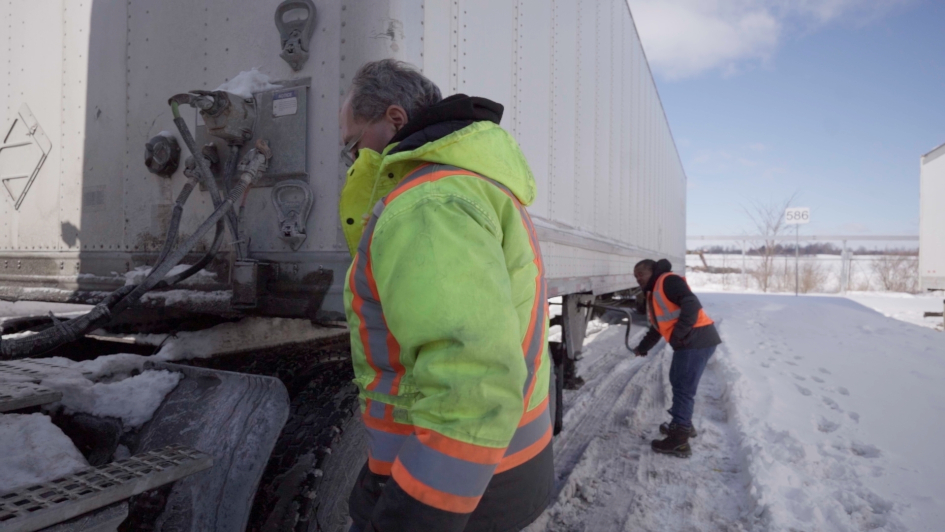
742;241;747;289
795;225;799;296
841;240;848;293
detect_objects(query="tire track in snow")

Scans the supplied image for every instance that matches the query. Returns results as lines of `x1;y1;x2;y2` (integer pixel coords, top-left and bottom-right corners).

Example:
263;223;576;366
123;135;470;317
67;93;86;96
550;326;649;495
529;325;756;532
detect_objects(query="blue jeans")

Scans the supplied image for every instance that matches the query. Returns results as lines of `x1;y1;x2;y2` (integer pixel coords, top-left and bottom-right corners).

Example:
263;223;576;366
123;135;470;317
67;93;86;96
668;346;716;427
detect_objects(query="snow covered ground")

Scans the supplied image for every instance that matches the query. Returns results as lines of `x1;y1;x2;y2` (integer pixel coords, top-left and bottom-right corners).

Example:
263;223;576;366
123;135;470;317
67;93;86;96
845;292;944;332
1;287;941;529
529;293;943;532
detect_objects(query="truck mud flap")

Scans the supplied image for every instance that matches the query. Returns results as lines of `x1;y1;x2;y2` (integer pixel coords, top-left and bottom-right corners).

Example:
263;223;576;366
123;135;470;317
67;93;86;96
128;362;289;532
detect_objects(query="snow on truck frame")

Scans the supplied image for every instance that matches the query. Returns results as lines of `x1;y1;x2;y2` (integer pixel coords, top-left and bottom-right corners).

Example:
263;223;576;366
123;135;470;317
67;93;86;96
0;0;686;530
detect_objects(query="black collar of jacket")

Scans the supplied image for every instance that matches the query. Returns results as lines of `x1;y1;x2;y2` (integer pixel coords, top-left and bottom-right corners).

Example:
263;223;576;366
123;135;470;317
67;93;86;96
387;94;504;155
644;259;674;293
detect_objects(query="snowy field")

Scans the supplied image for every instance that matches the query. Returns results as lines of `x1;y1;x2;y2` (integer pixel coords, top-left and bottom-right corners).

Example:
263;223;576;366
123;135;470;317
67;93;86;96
685;253;921;294
686;254;944;332
529;293;943;532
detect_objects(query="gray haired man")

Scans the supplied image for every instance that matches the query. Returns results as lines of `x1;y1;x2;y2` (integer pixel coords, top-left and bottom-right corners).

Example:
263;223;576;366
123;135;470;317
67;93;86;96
338;60;554;532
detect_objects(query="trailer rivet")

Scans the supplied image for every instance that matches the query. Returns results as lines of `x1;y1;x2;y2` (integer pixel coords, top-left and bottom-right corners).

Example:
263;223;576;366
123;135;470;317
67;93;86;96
346;218;354;225
388;173;394;179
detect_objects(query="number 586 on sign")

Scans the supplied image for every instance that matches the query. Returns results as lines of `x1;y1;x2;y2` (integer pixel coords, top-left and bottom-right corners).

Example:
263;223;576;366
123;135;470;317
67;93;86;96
785;207;810;225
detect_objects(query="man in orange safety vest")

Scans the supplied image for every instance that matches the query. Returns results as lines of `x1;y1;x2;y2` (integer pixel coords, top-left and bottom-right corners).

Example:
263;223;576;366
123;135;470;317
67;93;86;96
632;258;722;458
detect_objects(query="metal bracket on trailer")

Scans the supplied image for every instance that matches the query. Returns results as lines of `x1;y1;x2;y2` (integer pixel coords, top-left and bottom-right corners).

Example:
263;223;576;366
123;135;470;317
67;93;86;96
561;294;595;361
0;445;212;532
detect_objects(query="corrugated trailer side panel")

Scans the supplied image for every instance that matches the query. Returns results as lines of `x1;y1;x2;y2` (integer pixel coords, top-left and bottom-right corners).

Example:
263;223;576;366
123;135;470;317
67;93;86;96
595;0;612;242
512;1;553;218
573;1;596;233
420;0;687;293
920;143;945;290
548;0;579;229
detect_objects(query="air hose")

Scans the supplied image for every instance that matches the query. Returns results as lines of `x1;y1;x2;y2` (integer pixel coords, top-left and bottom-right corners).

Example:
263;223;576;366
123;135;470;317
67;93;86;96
582;303;635;352
0;140;271;360
171;100;245;259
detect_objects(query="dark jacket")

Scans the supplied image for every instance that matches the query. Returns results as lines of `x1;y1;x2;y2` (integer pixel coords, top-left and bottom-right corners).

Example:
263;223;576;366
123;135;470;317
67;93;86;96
636;259;722;355
347;95;554;532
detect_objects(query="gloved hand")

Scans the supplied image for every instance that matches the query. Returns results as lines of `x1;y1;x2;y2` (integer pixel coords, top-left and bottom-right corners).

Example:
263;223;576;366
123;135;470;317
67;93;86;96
633;347;647;357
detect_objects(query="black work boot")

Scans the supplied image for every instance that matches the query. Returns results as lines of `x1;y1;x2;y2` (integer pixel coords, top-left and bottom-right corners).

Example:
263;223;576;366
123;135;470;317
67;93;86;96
660;422;697;438
651;423;692;458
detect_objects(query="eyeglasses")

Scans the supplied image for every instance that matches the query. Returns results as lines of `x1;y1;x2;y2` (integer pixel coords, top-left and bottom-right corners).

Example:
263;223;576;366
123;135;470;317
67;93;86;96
341;129;365;168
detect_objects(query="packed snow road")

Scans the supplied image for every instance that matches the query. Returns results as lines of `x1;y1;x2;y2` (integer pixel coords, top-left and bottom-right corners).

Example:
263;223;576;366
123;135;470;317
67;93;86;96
529;293;943;532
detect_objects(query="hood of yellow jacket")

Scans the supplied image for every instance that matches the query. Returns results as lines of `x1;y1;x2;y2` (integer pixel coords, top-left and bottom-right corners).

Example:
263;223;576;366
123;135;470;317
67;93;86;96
338;118;536;257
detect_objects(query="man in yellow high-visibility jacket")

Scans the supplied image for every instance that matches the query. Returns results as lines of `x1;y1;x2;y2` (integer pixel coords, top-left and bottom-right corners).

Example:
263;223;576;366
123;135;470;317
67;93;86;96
338;59;553;532
633;258;722;458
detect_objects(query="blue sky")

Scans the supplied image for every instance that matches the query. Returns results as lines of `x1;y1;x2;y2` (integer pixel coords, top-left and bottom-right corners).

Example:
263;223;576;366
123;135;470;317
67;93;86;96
628;0;944;245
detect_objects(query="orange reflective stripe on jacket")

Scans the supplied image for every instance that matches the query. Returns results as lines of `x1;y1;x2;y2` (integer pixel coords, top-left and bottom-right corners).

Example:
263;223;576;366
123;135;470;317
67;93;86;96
648;272;714;343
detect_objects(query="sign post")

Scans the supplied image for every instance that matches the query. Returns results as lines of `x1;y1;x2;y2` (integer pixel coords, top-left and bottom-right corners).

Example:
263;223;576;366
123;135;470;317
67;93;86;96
785;207;811;296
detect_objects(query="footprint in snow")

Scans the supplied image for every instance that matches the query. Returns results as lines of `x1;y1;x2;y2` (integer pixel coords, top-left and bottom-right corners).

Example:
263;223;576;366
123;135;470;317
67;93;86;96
822;396;843;412
792;373;806;381
761;362;771;368
851;442;882;458
810;375;825;384
784;360;798;367
794;355;803;360
796;384;812;396
848;412;860;422
817;417;840;433
837;387;850;396
819;368;832;375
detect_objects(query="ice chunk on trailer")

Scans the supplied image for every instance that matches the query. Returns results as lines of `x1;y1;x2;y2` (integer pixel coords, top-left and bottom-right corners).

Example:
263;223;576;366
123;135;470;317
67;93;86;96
152;317;346;360
0;355;182;428
214;68;281;98
124;264;220;286
0;413;89;493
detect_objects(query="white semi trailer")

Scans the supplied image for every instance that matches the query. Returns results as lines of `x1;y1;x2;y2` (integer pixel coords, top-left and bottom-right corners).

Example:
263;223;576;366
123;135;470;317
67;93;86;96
0;1;687;530
920;142;945;291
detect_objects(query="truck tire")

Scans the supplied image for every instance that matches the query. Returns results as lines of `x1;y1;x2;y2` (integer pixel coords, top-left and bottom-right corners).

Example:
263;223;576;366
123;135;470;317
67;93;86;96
247;360;367;532
550;342;565;435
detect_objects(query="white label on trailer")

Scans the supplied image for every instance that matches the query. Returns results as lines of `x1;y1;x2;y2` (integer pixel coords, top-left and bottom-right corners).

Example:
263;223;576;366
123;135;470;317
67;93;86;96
785;207;810;225
272;90;298;117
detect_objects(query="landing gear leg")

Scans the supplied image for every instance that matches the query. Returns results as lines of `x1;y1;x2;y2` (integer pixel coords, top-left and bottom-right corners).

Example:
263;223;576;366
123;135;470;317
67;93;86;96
561;294;594;390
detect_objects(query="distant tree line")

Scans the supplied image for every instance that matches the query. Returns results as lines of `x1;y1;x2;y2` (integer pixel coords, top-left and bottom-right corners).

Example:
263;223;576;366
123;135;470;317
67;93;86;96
688;244;919;257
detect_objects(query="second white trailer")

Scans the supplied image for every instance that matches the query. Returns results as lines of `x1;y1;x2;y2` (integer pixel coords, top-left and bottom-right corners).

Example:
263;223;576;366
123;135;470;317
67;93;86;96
920;142;945;290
